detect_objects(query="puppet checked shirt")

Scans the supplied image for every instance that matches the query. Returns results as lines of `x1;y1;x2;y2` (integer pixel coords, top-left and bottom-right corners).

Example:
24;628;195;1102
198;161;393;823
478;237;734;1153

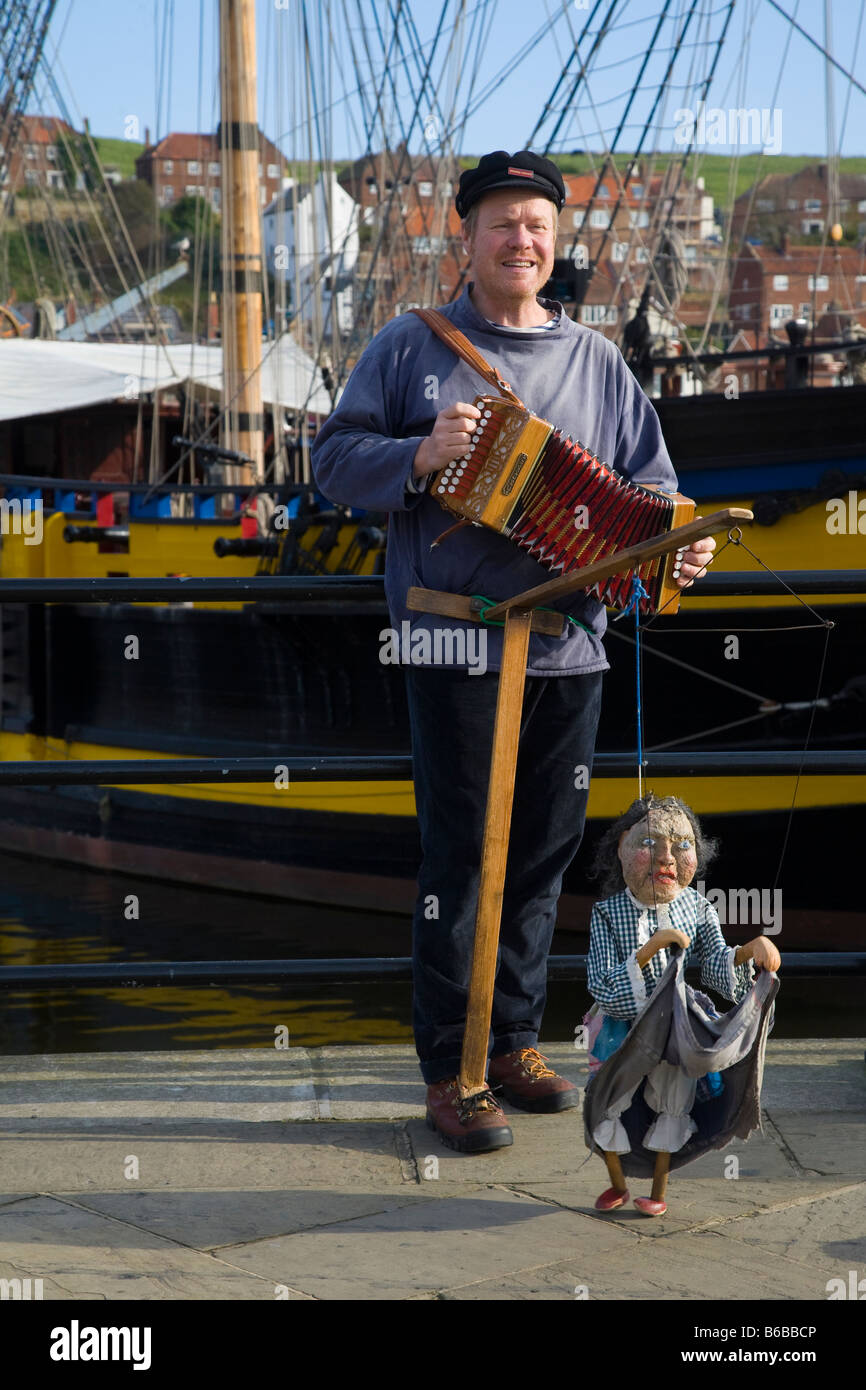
587;886;755;1022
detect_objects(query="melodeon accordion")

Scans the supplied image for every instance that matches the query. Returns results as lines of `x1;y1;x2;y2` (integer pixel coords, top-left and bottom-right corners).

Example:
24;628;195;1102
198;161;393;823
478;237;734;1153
430;394;695;617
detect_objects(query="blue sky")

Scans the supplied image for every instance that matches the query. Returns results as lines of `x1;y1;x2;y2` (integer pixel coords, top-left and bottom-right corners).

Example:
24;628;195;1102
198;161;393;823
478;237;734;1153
34;0;866;159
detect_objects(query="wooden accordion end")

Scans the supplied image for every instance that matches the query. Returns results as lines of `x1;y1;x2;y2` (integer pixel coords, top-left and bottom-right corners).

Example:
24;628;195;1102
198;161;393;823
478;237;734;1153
431;394;696;616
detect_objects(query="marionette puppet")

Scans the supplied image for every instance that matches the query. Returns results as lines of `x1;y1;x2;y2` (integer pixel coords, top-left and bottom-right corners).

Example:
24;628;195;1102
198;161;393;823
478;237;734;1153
583;794;781;1217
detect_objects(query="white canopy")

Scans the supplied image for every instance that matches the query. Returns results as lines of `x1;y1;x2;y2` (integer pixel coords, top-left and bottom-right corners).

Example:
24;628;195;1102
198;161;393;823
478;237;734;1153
0;337;333;422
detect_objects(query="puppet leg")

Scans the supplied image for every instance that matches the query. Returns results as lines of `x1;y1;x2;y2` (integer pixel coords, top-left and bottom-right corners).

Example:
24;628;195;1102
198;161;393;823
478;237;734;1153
595;1152;629;1211
633;1151;670;1216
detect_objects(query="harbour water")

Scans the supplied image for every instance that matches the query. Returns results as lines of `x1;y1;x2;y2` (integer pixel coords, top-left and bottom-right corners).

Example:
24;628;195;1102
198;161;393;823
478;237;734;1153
0;849;861;1054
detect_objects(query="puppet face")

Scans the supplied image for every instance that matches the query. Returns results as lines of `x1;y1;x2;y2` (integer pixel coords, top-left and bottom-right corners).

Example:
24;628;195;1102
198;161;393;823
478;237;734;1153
617;809;698;905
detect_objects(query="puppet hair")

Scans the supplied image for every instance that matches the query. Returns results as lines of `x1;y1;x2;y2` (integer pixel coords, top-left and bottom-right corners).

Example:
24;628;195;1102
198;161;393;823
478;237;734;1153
589;792;719;898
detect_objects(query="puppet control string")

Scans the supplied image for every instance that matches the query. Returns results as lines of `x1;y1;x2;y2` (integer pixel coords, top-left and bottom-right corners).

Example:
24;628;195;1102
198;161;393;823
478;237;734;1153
617;529;835;895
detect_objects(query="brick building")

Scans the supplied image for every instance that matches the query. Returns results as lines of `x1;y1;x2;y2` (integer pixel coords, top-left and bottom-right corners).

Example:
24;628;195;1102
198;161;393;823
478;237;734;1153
730;163;866;246
729;242;866;338
337;144;464;334
0;115;77;194
135;129;285;210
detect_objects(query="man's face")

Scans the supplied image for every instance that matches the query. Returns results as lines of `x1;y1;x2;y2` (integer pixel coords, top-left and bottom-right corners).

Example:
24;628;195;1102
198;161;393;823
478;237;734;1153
617;810;698;906
462;190;556;305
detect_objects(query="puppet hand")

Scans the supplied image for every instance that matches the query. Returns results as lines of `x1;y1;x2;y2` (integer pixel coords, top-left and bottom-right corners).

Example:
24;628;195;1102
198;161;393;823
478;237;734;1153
653;928;691;952
748;936;781;972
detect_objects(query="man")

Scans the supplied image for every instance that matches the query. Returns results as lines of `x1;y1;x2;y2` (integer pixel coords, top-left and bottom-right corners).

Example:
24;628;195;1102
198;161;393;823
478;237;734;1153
312;150;715;1154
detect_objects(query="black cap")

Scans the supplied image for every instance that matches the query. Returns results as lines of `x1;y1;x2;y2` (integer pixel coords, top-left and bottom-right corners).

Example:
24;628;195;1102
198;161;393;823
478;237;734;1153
455;150;566;219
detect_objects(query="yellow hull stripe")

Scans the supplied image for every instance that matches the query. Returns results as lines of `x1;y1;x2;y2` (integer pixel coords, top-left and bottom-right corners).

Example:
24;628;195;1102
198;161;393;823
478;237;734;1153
2;732;862;818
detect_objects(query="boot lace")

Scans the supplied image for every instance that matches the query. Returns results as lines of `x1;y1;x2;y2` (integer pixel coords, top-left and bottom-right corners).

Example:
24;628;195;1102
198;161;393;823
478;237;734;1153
515;1048;556;1080
455;1087;501;1124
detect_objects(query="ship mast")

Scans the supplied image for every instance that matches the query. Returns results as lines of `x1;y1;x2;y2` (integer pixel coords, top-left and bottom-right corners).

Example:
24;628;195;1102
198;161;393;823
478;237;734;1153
219;0;264;485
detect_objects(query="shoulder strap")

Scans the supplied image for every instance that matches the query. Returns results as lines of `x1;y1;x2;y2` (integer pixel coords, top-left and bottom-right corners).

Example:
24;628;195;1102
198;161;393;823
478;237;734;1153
410;306;525;409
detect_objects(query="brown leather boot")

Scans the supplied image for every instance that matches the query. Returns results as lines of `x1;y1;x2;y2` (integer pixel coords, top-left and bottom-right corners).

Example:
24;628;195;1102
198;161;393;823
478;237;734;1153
425;1079;514;1153
487;1048;579;1113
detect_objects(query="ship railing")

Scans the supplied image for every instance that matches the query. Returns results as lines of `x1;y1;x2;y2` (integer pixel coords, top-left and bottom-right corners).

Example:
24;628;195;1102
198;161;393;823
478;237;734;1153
0;570;864;998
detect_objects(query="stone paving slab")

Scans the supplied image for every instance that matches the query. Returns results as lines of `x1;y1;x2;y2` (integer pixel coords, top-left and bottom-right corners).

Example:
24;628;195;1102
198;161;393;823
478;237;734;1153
0;1041;861;1301
0;1122;406;1192
216;1186;639;1301
55;1185;462;1252
764;1117;866;1177
709;1182;866;1274
0;1195;306;1300
0;1050;320;1122
439;1223;844;1301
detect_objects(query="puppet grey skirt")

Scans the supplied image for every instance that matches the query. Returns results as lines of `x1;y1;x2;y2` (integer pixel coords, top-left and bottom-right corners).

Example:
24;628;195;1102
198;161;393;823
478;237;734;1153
583;954;779;1179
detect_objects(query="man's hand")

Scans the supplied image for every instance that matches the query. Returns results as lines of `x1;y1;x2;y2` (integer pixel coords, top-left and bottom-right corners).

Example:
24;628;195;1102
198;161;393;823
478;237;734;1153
413;402;482;479
675;529;716;588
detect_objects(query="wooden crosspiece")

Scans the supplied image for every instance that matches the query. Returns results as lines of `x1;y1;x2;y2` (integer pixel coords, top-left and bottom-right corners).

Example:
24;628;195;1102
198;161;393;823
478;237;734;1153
407;507;752;1098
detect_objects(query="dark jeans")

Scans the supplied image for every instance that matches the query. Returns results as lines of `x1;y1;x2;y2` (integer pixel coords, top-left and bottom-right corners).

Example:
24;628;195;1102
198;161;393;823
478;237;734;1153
405;666;604;1084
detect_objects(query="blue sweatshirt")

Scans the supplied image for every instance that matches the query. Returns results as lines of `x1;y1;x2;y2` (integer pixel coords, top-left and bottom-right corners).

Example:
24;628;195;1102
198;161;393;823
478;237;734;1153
312;285;679;675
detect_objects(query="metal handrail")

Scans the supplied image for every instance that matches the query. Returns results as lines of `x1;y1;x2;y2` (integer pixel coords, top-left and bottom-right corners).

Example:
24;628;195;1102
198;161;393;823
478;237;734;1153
0;749;863;786
0;953;861;989
0;571;862;602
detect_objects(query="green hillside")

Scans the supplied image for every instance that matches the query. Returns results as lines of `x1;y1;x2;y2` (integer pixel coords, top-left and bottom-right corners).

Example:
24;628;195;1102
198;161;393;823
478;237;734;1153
460;153;866;212
92;136;145;177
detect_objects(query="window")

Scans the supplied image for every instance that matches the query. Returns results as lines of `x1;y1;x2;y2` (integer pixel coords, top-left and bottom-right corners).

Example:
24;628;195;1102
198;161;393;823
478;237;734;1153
164;159;173;173
185;185;202;197
24;168;40;184
267;163;279;178
589;209;609;228
799;302;811;317
413;235;444;254
839;199;850;212
629;209;650;228
46;169;64;188
808;274;829;291
261;186;267;205
684;244;697;261
757;199;775;212
599;183;610;198
804;199;822;212
787;198;798;211
258;163;263;177
366;178;378;195
630;183;643;198
163;186;174;202
859;200;866;212
801;220;823;235
209;161;220;176
769;303;793;326
188;160;201;175
211;188;221;208
46;145;58;163
418;180;433;197
441;181;453;196
772;274;789;290
611;241;628;263
572;210;583;228
635;246;650;263
580;304;618;325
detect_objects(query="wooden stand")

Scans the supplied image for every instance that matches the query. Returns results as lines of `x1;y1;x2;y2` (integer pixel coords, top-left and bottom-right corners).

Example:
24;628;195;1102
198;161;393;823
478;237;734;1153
406;507;751;1100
